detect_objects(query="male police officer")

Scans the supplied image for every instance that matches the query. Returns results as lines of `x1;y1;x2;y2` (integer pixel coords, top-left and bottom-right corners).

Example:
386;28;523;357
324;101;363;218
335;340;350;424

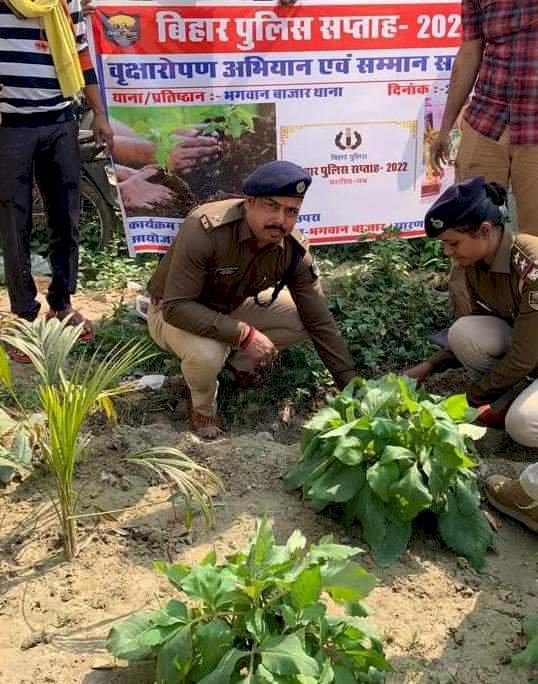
147;160;356;434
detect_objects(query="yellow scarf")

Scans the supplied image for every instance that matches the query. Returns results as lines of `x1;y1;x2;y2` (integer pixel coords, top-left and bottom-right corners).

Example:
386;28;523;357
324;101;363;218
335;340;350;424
6;0;84;98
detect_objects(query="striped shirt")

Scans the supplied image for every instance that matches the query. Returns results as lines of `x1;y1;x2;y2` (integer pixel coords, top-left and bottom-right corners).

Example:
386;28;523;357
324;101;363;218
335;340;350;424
0;0;96;114
463;0;538;145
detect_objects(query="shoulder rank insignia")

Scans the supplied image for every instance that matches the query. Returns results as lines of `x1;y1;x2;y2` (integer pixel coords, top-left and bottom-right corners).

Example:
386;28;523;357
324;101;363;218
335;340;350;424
512;245;538;281
200;215;211;231
529;291;538;311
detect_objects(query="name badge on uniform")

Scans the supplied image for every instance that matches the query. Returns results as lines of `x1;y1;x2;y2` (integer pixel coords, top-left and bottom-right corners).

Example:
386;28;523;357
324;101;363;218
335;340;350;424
529;291;538;311
215;267;239;276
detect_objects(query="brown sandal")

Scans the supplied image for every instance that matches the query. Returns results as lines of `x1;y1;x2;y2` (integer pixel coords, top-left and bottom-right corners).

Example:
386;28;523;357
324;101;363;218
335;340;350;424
5;345;31;364
46;309;94;343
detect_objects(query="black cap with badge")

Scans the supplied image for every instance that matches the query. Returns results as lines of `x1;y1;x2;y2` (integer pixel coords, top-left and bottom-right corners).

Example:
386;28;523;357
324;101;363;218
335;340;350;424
424;176;488;237
242;160;312;198
424;176;509;237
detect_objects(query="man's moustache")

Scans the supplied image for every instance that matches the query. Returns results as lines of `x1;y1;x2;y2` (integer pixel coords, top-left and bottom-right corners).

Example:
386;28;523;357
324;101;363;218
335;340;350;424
264;224;285;232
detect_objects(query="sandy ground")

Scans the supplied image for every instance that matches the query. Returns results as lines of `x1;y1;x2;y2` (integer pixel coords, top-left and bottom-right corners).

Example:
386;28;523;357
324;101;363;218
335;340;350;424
0;284;537;684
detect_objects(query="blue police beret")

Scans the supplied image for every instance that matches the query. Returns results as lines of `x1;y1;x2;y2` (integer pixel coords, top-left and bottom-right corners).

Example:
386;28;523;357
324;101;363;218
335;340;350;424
424;176;488;236
242;160;312;198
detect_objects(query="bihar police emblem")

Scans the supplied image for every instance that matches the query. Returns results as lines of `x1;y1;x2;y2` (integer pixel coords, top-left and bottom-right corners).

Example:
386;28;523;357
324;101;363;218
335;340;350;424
102;13;141;47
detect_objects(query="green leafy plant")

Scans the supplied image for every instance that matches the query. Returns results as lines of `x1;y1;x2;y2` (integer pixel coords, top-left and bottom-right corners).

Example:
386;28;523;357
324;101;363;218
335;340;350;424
285;374;495;571
78;238;158;290
133;120;187;175
321;237;450;370
106;517;391;682
0;407;35;484
200;105;256;139
132;106;255;175
0;318;221;559
512;616;538;671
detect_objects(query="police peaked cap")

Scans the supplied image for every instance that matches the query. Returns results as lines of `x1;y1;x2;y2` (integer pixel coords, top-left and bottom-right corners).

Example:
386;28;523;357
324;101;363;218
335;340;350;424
242;160;312;198
424;176;489;236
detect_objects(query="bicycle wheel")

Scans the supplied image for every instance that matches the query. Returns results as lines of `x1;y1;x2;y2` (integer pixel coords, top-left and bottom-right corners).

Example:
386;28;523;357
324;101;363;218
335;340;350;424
79;178;116;249
31;179;117;252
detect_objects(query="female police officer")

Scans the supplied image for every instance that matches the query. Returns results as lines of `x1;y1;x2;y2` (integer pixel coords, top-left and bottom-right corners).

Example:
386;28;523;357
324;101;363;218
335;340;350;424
407;176;537;533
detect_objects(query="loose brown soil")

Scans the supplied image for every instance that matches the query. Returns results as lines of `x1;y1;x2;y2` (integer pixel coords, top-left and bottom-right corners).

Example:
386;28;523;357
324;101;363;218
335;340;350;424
123;109;275;220
178;109;277;207
0;284;537;684
125;169;195;219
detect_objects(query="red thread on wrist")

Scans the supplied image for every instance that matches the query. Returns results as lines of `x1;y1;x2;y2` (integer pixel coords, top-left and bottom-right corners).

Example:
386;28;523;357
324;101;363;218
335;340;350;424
240;326;256;351
237;325;250;346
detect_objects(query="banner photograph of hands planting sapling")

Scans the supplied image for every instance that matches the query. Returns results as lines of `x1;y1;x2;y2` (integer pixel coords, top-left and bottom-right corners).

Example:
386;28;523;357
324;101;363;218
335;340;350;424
90;0;461;255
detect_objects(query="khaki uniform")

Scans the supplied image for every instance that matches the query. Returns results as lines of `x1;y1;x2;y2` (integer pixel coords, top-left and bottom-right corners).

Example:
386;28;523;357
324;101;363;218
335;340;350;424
450;121;538;317
147;198;355;416
447;230;538;448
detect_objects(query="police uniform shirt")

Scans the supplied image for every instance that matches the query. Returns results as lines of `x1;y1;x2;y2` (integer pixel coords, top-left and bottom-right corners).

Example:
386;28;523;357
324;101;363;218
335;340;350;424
465;230;538;404
148;198;356;389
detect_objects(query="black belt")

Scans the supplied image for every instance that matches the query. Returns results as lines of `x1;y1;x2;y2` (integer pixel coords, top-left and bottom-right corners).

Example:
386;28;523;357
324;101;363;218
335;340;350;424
0;105;75;128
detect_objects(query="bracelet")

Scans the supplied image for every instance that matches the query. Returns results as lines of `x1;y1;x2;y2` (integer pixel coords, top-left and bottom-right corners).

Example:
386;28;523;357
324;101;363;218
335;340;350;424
240;326;256;351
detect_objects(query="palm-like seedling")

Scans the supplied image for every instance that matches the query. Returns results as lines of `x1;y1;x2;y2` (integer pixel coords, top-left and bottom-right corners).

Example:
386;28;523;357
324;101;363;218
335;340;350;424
0;316;82;386
0;318;222;560
126;447;223;530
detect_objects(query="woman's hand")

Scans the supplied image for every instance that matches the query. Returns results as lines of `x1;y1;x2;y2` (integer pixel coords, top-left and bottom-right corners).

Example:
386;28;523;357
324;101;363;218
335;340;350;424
402;361;435;385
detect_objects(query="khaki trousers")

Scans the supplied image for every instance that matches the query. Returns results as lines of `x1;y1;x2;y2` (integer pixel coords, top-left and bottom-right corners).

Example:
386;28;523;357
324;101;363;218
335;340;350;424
450;121;538;317
147;289;309;416
448;315;538;501
456;121;538;236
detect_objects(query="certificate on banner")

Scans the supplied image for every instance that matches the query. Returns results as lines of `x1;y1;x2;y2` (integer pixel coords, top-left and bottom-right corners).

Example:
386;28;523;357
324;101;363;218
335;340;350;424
90;1;461;256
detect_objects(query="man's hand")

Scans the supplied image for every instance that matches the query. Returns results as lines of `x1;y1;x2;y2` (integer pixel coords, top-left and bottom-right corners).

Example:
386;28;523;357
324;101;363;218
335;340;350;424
241;328;278;369
430;129;450;173
119;166;175;210
402;361;434;385
169;125;221;173
92;113;114;153
81;0;94;16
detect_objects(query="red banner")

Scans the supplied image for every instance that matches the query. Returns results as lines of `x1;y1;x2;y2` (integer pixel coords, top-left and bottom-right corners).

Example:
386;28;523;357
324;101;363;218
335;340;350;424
93;3;461;56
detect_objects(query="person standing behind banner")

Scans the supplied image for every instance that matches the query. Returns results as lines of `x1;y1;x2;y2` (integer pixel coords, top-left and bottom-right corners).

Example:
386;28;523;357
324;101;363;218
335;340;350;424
430;0;538;318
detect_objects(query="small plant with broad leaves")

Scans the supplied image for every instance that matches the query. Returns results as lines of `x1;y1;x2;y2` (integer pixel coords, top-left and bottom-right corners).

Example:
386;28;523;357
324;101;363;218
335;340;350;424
106;517;391;683
133;120;187;175
285;375;495;571
200;105;256;139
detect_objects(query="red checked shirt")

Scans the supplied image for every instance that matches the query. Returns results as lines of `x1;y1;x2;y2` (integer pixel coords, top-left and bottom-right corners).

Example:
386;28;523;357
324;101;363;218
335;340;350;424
462;0;538;145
